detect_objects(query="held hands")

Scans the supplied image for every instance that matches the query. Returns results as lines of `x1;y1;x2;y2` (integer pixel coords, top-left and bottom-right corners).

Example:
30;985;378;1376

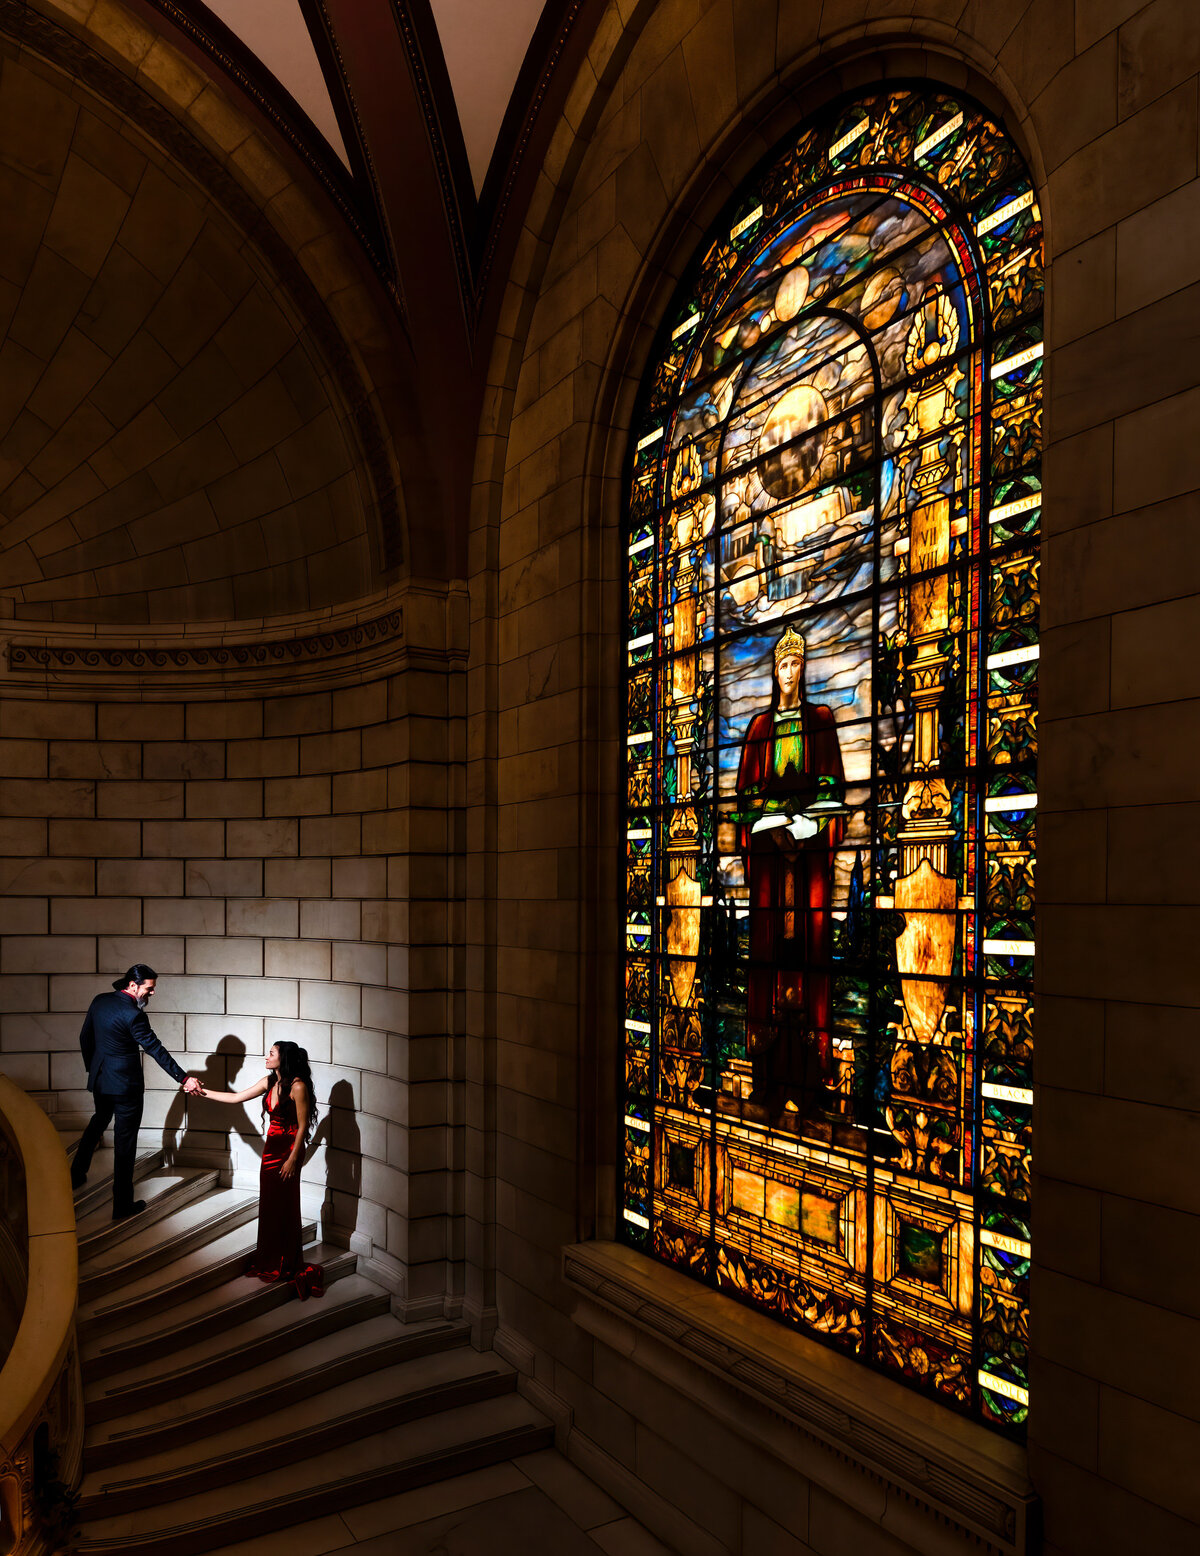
182;1076;204;1096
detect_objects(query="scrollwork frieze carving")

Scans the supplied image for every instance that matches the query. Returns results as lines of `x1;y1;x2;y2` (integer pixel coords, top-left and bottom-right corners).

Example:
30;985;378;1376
4;606;408;697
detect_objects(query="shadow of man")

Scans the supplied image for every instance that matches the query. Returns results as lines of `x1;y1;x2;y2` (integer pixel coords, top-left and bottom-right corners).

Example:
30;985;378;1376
308;1078;361;1244
163;1036;264;1170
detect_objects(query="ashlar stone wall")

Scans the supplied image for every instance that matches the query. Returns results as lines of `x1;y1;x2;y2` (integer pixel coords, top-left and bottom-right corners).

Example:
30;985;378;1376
0;587;466;1315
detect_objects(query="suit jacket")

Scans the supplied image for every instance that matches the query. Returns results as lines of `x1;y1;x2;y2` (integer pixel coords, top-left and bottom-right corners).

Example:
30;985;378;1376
79;991;187;1096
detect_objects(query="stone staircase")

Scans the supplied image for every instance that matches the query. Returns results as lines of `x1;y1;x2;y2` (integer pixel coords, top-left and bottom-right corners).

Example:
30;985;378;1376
65;1134;556;1555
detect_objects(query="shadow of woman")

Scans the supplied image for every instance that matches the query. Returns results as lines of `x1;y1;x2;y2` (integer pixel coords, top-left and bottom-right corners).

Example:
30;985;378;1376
163;1036;265;1170
306;1078;361;1243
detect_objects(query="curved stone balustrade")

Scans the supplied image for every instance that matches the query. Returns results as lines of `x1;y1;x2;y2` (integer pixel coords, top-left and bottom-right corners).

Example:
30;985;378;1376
0;1077;81;1556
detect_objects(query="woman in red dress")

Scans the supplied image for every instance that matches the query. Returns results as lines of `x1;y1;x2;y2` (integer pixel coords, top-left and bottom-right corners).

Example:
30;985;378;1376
200;1041;324;1299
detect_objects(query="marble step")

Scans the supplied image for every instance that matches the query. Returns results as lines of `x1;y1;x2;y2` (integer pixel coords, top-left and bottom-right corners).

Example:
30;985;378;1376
84;1278;405;1423
76;1168;220;1262
79;1349;522;1515
85;1327;502;1472
71;1146;165;1219
75;1393;555;1554
84;1243;354;1381
79;1216;316;1341
80;1188;257;1301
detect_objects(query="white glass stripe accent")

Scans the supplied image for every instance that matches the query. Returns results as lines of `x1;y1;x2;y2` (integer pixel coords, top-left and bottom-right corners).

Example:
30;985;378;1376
978;1370;1029;1405
627;633;653;651
626;828;651;840
990;493;1040;525
829;119;868;158
982;1082;1033;1106
623;1114;651;1132
977;189;1035;236
624;1020;651;1035
623;1208;650;1228
984;793;1037;812
915;110;963;160
628;535;653;555
636;426;663;451
627;731;652;746
625;921;650;936
730;205;763;240
981;1229;1032;1259
982;938;1035;957
988;644;1040;669
672;312;700;340
990;342;1043;380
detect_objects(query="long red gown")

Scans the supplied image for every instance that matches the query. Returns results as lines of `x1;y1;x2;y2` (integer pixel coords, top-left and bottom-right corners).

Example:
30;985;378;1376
736;700;845;1113
246;1085;324;1300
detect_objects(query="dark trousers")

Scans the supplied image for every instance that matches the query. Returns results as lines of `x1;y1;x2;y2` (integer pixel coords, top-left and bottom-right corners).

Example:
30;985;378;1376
74;1090;144;1214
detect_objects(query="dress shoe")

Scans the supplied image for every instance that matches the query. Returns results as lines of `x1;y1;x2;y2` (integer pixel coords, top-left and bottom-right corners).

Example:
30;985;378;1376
112;1200;146;1221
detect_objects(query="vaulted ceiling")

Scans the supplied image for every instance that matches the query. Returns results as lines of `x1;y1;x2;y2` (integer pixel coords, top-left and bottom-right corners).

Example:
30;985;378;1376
135;0;605;334
201;0;549;194
0;0;615;615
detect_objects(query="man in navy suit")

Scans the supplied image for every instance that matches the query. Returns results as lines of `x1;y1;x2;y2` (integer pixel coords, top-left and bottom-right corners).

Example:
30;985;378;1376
71;964;202;1220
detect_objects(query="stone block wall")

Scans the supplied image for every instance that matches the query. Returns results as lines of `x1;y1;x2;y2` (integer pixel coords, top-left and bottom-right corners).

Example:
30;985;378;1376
0;589;466;1313
470;1;1200;1552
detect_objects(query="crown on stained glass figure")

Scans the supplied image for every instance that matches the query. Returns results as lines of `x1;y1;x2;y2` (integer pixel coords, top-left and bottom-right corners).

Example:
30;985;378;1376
773;625;806;664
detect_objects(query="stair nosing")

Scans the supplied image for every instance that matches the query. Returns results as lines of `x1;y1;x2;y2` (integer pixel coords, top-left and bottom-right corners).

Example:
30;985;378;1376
86;1369;516;1498
77;1169;220;1258
73;1148;164;1216
75;1421;554;1548
87;1291;410;1411
89;1350;510;1468
80;1194;257;1296
82;1219;316;1329
89;1327;476;1460
84;1247;355;1368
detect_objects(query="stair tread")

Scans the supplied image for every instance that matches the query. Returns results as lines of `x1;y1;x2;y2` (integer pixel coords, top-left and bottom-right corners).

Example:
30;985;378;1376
71;1143;160;1184
79;1393;550;1543
80;1215;285;1333
84;1344;513;1478
84;1275;399;1403
81;1187;257;1277
75;1168;214;1238
86;1309;446;1446
86;1242;353;1362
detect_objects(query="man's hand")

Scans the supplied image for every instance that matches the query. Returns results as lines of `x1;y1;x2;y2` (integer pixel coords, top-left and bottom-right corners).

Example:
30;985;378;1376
182;1076;203;1095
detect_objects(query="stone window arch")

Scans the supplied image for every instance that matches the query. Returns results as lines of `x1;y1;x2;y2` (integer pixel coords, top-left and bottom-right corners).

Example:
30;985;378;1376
620;84;1041;1433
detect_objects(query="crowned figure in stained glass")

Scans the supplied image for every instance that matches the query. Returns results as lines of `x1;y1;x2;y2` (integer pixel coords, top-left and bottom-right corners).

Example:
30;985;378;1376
734;625;845;1121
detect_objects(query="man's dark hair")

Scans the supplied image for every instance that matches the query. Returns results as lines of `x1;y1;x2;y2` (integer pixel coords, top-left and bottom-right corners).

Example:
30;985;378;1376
112;964;158;991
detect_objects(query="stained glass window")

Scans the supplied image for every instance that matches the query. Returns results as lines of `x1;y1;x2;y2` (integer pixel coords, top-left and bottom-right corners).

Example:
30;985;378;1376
621;86;1040;1434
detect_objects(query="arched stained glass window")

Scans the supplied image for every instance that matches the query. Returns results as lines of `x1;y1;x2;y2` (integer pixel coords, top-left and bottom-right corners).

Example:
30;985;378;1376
621;86;1041;1433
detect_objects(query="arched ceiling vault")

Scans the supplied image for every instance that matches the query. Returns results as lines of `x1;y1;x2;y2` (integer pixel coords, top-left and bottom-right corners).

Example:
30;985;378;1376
0;0;454;623
1;0;618;590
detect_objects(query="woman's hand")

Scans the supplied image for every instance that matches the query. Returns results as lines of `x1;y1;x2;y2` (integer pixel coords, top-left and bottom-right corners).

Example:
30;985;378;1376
280;1154;299;1181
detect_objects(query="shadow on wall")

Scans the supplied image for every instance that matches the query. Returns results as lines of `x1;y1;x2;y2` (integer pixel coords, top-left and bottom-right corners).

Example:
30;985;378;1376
163;1035;263;1169
312;1078;360;1242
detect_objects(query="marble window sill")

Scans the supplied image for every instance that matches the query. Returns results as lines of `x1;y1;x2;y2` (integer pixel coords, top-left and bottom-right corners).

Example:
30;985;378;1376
563;1240;1036;1556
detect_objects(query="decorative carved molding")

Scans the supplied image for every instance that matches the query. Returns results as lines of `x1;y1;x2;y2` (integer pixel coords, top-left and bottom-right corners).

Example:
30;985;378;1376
475;1;585;300
389;0;475;319
8;609;403;674
564;1241;1036;1556
3;606;408;698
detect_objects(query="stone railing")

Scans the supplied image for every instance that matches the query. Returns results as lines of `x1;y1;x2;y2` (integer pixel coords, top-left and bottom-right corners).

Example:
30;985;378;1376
0;1077;81;1556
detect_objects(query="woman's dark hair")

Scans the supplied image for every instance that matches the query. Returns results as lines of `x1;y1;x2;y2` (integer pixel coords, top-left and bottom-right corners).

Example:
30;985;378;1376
267;1041;318;1148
